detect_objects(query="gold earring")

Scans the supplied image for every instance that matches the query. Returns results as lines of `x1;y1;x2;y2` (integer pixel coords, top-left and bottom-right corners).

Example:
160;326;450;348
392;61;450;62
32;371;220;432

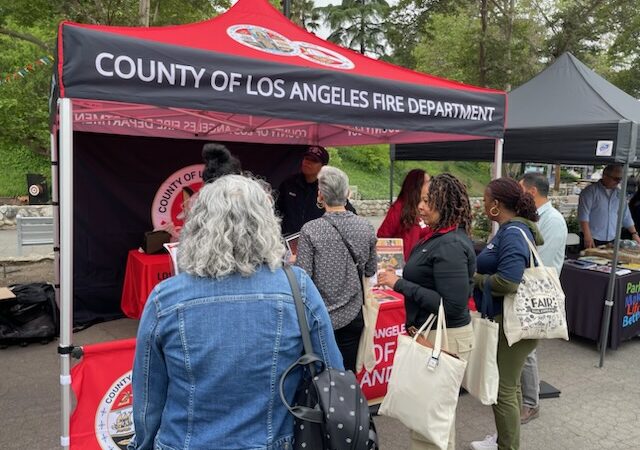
316;200;325;209
489;205;500;217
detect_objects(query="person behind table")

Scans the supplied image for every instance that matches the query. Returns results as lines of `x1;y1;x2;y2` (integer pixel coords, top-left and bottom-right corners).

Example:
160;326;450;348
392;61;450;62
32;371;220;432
276;145;356;235
377;173;476;450
202;142;242;183
518;173;568;425
295;166;377;372
129;175;343;450
470;178;542;450
377;169;431;260
578;164;640;248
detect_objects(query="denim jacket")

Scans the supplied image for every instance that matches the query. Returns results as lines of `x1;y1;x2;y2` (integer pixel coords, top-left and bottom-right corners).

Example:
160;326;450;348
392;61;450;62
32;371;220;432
128;265;343;450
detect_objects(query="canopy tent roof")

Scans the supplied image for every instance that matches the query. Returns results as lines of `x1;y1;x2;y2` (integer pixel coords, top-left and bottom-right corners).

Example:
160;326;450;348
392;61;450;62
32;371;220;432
51;0;506;146
394;53;640;164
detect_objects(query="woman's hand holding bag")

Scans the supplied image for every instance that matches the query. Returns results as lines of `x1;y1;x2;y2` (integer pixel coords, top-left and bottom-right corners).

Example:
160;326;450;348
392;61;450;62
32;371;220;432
379;300;467;450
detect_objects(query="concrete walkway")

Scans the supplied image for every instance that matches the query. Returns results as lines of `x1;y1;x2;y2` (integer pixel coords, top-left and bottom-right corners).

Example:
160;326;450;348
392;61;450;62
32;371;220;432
0;228;53;259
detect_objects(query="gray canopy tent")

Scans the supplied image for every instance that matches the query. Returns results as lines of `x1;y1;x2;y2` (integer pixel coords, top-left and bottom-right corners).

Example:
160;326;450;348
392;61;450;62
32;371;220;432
393;52;640;366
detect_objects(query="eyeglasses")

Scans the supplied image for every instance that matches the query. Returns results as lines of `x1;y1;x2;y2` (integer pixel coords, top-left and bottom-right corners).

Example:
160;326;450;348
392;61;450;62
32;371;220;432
606;175;623;182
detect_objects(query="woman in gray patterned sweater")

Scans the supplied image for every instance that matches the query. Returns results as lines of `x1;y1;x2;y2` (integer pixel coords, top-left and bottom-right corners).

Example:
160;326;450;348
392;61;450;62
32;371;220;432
296;166;377;372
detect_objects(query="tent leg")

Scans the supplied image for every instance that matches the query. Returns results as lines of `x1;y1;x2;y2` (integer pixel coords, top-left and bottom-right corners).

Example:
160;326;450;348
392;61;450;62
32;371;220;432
491;139;504;235
389;144;395;204
599;123;637;366
58;98;74;449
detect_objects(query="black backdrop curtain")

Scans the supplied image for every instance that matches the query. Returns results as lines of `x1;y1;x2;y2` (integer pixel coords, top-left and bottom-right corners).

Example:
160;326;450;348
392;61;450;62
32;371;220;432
72;132;305;325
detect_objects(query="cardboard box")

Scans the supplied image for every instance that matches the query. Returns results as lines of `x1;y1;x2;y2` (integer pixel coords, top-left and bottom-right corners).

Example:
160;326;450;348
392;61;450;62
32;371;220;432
0;287;16;301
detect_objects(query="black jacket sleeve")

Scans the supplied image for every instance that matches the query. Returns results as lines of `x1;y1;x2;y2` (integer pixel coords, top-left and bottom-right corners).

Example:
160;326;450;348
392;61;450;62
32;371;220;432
394;240;471;320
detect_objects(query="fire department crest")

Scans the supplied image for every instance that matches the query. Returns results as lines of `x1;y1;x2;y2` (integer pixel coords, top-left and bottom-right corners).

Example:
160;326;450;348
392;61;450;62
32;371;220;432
95;370;134;450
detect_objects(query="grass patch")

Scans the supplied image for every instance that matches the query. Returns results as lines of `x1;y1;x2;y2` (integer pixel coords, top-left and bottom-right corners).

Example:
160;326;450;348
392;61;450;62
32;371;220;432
333;158;492;199
0;142;50;197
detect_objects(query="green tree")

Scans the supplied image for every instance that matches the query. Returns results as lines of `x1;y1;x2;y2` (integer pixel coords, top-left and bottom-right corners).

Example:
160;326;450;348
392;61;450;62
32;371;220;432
385;0;462;68
291;0;321;32
318;0;390;56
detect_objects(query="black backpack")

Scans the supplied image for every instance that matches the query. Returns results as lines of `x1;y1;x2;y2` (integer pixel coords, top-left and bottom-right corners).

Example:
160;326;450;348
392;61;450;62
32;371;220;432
0;283;58;347
280;266;378;450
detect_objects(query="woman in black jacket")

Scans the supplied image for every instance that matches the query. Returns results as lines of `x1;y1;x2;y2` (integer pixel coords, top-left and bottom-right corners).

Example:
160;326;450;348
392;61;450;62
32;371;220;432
378;173;475;450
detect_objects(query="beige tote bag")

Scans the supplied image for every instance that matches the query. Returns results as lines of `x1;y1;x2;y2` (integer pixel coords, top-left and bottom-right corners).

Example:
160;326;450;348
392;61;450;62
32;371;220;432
503;227;569;346
379;301;467;450
356;277;380;373
462;312;499;405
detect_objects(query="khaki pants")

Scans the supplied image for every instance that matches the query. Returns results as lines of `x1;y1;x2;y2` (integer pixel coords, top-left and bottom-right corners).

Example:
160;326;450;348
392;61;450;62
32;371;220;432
410;322;474;450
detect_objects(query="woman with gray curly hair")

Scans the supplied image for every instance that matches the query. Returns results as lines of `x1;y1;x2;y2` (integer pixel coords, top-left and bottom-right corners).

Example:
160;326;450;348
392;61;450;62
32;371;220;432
296;166;377;372
129;175;343;450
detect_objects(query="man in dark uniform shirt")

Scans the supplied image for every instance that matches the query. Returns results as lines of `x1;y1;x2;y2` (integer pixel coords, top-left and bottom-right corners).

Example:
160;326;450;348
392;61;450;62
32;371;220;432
276;145;356;235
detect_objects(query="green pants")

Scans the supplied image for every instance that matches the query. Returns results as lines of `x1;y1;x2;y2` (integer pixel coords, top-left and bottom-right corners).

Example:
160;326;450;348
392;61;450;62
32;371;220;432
493;315;538;450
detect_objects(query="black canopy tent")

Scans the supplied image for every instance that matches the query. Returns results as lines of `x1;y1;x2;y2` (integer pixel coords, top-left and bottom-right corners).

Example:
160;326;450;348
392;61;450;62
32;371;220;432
393;53;640;165
393;53;640;367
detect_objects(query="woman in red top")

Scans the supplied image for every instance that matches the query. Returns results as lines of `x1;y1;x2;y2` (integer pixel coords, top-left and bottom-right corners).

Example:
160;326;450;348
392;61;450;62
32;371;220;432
377;169;430;260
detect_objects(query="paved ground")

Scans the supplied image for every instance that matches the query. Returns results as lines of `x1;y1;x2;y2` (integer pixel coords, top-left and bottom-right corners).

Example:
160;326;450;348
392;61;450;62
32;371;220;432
1;222;639;449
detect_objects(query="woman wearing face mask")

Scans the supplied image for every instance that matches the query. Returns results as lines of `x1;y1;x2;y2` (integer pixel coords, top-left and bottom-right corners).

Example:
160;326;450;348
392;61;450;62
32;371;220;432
377;173;476;450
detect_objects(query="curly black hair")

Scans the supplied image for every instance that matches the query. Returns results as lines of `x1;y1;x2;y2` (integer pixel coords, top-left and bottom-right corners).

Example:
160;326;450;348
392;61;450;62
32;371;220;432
202;143;242;183
426;173;472;234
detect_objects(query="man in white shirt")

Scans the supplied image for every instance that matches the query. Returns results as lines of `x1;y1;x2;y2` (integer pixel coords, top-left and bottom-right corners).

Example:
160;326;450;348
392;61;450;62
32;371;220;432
519;173;568;424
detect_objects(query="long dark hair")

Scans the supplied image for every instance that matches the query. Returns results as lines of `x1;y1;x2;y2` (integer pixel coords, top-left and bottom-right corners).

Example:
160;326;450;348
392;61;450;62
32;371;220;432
396;169;427;230
427;173;472;234
202;143;242;183
487;177;538;222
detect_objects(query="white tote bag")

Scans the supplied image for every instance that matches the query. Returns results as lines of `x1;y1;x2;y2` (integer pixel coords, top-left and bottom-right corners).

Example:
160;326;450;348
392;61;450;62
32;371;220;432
503;227;569;346
379;301;467;450
462;312;499;405
356;277;380;373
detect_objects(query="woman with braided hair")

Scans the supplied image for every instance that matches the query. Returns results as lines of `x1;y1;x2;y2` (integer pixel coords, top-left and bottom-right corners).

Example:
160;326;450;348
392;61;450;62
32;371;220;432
377;173;476;450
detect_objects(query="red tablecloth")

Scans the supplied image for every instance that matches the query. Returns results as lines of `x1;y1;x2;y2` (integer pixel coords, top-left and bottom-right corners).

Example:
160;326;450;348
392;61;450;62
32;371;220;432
120;250;172;319
120;250;406;401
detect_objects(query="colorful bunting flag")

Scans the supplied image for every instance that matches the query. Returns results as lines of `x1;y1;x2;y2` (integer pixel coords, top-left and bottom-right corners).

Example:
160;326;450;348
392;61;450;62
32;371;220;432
0;55;53;85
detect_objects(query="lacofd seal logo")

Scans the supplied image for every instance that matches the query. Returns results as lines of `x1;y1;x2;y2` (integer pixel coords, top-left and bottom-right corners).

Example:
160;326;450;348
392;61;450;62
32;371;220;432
95;370;134;450
151;164;204;238
227;24;354;70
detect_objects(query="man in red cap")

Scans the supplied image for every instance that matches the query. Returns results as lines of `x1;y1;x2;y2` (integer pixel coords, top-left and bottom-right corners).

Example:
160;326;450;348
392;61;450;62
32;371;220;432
276;145;356;235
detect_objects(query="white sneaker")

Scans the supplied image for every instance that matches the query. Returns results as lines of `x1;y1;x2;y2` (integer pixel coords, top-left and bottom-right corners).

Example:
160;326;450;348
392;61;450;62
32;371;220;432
470;433;498;450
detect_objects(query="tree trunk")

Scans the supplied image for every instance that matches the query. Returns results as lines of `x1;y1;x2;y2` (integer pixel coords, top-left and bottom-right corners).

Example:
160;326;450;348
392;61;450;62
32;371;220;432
479;0;488;86
139;0;151;27
504;0;515;92
555;164;562;193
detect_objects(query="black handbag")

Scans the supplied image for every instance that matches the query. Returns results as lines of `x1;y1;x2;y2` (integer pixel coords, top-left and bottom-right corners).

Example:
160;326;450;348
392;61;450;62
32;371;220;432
280;266;378;450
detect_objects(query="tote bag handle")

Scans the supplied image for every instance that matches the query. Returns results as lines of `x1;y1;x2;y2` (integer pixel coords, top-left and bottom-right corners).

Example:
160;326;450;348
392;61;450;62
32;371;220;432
507;226;544;269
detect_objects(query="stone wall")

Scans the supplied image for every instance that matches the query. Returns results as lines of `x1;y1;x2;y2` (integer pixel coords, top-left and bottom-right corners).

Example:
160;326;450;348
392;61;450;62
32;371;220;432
352;199;391;217
0;205;53;229
0;196;580;226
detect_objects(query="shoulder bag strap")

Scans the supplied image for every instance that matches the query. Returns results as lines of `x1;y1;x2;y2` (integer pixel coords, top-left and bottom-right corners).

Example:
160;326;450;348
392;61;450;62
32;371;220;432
322;216;367;305
506;225;540;269
322;216;364;278
283;265;314;358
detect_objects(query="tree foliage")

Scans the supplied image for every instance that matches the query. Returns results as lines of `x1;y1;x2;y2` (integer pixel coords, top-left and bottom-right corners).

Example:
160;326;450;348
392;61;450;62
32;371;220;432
318;0;390;56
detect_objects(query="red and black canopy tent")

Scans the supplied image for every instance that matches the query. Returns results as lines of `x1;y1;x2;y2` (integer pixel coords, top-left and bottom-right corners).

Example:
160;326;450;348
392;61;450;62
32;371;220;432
51;0;505;446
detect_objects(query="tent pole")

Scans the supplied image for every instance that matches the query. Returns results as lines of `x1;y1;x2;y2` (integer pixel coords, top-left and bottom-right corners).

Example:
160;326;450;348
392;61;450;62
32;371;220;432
598;124;637;367
283;0;291;18
389;144;395;204
491;138;504;235
51;132;60;316
58;98;74;449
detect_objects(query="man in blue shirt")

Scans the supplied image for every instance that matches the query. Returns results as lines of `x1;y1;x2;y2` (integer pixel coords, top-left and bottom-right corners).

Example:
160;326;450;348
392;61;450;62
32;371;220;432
519;173;568;424
578;164;640;248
